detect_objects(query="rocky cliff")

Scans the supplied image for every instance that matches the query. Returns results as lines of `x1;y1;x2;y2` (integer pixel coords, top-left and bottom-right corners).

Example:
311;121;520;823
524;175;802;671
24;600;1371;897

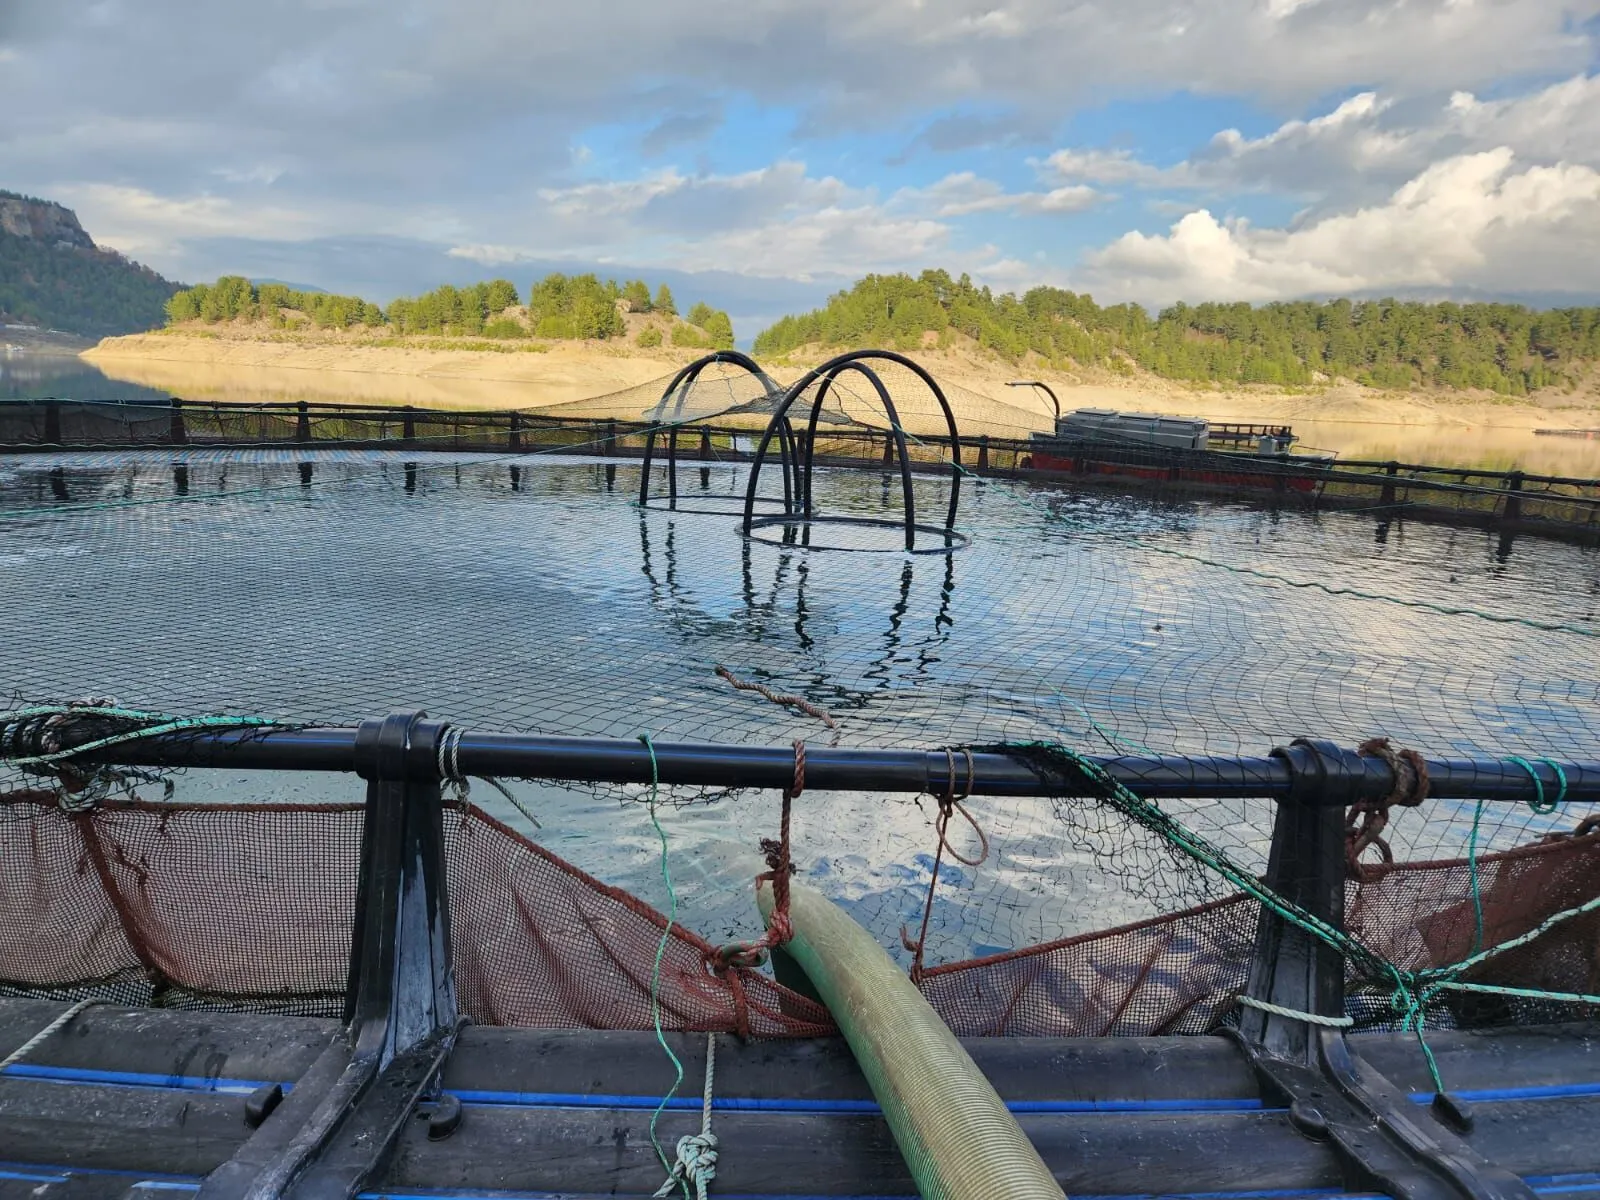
0;189;180;338
0;192;97;251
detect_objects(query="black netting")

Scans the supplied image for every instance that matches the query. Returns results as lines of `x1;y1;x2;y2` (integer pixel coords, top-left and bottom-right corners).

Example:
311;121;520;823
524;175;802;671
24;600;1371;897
1;367;1597;1040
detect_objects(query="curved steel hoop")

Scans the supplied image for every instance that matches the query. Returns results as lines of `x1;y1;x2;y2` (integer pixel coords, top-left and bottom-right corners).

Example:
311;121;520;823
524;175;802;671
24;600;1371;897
742;349;963;552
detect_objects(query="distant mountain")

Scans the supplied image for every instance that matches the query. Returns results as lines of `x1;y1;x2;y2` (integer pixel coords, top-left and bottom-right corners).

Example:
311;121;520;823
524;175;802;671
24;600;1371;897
0;190;183;338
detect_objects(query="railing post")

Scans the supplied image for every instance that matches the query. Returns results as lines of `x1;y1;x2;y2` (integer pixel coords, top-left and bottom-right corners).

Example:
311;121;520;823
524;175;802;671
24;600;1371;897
296;402;311;444
1240;738;1357;1057
700;428;713;461
42;400;61;446
200;711;463;1200
1503;471;1524;524
169;398;187;446
1381;461;1398;507
1234;738;1535;1200
508;411;522;453
606;420;618;456
401;406;416;445
977;435;990;471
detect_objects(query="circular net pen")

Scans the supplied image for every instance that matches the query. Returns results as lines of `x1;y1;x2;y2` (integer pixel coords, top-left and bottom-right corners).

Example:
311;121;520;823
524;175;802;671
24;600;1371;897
632;351;801;516
742;350;967;554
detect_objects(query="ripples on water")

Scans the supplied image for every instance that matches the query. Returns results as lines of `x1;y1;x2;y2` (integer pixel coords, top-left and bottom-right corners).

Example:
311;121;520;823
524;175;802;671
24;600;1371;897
1;449;1596;961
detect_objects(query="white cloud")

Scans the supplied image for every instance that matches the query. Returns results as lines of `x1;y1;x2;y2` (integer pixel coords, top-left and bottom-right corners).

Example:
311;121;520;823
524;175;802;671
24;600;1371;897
907;172;1101;217
1039;148;1169;186
1081;150;1600;307
47;183;330;256
1146;73;1600;206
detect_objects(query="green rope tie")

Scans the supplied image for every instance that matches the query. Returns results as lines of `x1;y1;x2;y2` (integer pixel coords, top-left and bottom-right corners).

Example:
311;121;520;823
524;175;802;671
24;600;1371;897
1505;755;1568;815
638;733;691;1200
1468;798;1487;955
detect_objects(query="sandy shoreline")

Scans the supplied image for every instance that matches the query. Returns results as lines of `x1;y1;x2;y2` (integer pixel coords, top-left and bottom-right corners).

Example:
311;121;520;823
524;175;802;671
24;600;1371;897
83;331;1600;473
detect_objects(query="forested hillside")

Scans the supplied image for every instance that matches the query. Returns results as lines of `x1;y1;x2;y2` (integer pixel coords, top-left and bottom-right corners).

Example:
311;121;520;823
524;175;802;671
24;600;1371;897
0;190;181;338
165;273;736;349
754;270;1600;395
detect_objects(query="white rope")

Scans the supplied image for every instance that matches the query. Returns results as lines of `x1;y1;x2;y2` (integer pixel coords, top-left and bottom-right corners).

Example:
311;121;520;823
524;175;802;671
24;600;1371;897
0;999;107;1072
436;726;539;827
1235;993;1354;1027
654;1031;719;1200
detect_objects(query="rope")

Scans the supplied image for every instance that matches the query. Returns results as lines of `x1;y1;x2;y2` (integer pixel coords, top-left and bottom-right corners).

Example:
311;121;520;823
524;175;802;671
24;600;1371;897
0;999;107;1072
714;666;839;744
713;741;803;978
638;733;687;1190
1345;738;1430;875
1506;755;1568;815
654;1032;719;1200
903;748;986;984
436;725;539;828
1468;798;1487;954
1234;994;1354;1027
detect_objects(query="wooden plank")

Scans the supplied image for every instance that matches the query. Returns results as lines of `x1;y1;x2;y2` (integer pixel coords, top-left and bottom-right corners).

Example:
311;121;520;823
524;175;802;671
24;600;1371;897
383;1104;1332;1197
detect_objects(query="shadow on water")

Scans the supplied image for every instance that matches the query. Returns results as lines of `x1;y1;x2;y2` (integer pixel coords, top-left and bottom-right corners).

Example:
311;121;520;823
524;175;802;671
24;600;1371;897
0;357;169;404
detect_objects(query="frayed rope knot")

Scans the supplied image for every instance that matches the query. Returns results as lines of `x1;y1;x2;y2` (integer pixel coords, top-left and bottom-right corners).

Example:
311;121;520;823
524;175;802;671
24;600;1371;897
708;741;803;980
653;1132;719;1200
1345;737;1431;876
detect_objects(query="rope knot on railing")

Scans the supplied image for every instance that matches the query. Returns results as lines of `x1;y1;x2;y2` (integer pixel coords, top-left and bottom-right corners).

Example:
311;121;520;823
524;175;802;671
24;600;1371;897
1346;737;1431;876
903;747;987;984
707;742;800;1024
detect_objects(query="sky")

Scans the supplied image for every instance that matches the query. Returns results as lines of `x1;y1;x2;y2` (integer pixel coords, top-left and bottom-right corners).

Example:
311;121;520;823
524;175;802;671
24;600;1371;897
3;0;1600;335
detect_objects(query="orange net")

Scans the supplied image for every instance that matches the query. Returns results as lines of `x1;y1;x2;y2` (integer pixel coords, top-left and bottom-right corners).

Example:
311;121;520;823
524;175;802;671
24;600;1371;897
1;789;1596;1038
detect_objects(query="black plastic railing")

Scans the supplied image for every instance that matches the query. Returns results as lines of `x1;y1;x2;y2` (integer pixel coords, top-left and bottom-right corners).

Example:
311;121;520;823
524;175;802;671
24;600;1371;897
14;716;1598;807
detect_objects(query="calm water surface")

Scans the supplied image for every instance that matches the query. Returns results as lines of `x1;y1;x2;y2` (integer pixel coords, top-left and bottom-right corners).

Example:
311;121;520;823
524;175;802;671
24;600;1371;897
2;445;1594;962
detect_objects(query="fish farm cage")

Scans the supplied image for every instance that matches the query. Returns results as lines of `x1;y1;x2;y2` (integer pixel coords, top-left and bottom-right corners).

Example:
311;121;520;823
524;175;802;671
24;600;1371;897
3;352;1600;1199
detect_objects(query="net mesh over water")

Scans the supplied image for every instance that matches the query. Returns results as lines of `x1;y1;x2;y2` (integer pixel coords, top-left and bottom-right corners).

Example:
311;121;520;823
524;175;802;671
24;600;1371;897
1;360;1598;1048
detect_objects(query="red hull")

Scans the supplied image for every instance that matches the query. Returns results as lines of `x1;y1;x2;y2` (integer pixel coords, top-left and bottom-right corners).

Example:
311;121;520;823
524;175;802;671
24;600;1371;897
1030;450;1321;494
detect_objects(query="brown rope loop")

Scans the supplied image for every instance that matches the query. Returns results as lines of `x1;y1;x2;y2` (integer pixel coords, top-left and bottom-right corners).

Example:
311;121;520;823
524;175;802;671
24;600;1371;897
708;741;804;990
1346;737;1432;877
1357;737;1431;807
936;748;987;868
786;739;806;800
903;747;989;984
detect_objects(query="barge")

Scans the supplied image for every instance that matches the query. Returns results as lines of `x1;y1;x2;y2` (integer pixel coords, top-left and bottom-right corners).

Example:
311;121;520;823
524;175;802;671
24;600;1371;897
1026;407;1334;494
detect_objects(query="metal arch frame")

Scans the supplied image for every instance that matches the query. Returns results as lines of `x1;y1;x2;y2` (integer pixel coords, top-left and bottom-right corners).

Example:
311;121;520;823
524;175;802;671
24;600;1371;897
1007;379;1061;425
638;350;797;513
742;349;964;553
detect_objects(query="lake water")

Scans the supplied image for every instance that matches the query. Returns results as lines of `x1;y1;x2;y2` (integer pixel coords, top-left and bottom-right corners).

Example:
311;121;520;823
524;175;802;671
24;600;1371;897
9;352;1600;478
2;446;1595;962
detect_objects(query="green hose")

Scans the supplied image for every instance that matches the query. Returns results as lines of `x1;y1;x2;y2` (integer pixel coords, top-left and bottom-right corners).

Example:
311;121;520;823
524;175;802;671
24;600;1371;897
758;879;1065;1199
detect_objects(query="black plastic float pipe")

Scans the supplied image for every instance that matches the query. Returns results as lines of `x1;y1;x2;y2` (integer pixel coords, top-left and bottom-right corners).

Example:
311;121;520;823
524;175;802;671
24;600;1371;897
36;723;1600;806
